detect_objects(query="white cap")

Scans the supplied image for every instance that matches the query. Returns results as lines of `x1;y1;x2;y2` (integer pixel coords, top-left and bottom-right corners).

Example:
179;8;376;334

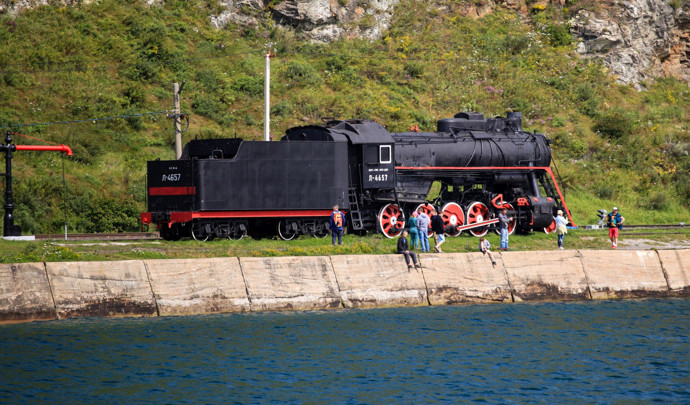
557;210;563;215
613;207;618;211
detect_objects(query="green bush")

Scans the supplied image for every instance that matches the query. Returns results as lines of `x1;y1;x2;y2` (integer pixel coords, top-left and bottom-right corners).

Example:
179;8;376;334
502;33;532;55
510;98;531;114
83;197;141;233
192;95;224;118
593;108;637;139
593;181;615;200
123;59;160;81
271;101;292;117
283;61;323;86
642;191;669;210
574;83;600;117
197;70;225;91
552;116;566;127
408;109;433;129
546;23;572;47
123;85;146;106
403;62;425;78
231;74;264;96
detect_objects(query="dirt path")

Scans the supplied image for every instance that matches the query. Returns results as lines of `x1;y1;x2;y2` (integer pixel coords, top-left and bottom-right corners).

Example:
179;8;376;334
618;237;690;250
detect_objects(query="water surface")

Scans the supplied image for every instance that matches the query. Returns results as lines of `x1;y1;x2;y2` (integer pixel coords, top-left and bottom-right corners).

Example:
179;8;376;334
1;299;689;403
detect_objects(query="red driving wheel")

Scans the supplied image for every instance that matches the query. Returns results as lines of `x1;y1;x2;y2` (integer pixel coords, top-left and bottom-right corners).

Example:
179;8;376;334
441;202;464;236
544;217;557;234
414;203;434;216
466;201;490;237
378;203;405;239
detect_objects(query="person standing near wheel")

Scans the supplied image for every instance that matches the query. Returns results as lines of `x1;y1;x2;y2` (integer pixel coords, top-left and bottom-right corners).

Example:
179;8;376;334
498;208;513;251
407;211;420;250
430;209;446;253
555;210;568;249
330;205;346;245
416;207;431;253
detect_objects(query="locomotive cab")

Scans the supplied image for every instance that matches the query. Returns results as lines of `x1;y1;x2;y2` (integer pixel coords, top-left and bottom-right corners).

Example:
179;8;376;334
317;120;396;191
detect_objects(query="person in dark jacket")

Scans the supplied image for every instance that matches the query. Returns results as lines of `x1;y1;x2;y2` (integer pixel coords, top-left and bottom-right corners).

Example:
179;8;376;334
430;209;446;253
398;230;421;270
498;208;513;251
407;211;419;250
329;205;346;245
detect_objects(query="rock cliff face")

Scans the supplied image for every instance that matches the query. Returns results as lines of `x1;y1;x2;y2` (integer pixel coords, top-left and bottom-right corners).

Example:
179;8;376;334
208;0;690;86
1;0;688;85
0;0;86;15
570;0;690;87
210;0;401;43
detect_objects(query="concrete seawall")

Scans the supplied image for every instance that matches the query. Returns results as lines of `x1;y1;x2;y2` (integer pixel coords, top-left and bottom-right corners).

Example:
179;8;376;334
1;249;689;323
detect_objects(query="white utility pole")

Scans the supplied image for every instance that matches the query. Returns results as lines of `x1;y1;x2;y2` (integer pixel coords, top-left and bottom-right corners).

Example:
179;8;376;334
174;82;183;159
264;51;271;141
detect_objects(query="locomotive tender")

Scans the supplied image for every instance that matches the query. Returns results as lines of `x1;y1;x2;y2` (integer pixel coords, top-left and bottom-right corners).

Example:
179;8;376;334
141;111;574;241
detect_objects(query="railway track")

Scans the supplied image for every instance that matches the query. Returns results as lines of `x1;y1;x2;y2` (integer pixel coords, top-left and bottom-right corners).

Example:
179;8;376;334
582;224;687;230
625;223;687;229
28;223;687;241
35;232;161;241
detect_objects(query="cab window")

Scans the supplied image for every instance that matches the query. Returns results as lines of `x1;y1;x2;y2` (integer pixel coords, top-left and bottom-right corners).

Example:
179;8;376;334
379;145;392;164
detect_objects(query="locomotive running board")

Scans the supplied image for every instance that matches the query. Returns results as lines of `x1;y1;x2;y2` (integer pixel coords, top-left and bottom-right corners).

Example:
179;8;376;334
454;218;499;232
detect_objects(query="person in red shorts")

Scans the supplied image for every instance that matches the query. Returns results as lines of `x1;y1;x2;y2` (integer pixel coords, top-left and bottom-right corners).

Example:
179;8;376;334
606;207;625;248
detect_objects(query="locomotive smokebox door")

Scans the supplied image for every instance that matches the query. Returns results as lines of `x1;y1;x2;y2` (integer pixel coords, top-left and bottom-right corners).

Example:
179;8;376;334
362;144;395;189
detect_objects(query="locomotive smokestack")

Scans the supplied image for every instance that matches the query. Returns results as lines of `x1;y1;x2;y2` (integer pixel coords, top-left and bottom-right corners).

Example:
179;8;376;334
506;112;522;132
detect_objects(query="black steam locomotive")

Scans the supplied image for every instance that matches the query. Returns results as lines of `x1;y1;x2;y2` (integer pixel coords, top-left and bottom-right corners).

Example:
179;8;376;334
141;111;574;241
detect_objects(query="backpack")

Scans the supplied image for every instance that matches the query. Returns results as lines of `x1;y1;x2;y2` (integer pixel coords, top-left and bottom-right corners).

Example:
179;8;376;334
333;212;343;228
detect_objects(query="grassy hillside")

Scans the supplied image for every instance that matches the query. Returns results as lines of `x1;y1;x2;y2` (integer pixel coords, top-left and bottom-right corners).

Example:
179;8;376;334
0;0;688;234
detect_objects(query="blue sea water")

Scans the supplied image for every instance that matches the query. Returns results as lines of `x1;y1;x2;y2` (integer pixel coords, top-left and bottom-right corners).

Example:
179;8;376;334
1;299;689;404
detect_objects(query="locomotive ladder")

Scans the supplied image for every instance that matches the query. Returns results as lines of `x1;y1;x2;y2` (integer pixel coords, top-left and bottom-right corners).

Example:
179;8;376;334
540;175;561;207
348;187;365;231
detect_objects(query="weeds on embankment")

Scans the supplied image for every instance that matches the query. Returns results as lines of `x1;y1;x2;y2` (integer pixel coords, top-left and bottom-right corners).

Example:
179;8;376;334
1;227;688;263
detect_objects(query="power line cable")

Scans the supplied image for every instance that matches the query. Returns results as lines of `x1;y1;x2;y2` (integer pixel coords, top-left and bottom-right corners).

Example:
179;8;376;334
0;110;174;129
10;131;61;145
281;49;475;63
0;46;500;76
0;49;264;75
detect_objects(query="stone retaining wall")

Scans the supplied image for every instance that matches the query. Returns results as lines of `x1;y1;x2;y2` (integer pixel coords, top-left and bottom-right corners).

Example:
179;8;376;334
1;249;689;322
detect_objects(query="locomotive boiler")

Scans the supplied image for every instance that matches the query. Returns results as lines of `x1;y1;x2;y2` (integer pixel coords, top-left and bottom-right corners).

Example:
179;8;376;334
141;111;574;241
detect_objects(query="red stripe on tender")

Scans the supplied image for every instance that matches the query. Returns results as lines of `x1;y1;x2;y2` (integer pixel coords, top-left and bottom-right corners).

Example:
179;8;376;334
149;186;196;196
169;210;335;223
